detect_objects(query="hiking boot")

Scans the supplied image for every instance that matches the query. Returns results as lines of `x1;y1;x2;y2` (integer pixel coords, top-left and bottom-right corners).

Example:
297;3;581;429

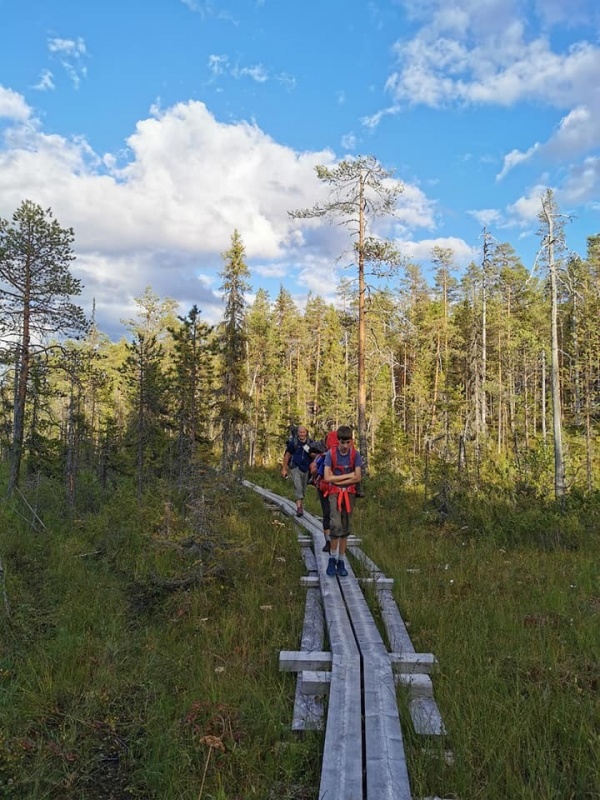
322;540;331;553
296;508;304;517
336;560;348;577
326;557;337;576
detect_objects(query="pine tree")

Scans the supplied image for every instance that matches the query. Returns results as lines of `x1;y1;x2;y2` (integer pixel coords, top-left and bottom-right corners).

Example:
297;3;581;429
289;155;403;470
0;200;87;494
121;332;168;498
169;305;214;476
217;230;251;473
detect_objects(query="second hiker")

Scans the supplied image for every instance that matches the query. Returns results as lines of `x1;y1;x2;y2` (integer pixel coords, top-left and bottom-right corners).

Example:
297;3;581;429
281;424;315;517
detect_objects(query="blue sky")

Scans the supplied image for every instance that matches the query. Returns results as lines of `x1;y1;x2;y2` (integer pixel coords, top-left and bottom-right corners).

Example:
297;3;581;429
1;0;599;338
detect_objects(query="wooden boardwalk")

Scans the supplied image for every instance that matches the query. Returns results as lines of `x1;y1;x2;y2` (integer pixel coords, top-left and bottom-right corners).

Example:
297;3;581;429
244;481;447;800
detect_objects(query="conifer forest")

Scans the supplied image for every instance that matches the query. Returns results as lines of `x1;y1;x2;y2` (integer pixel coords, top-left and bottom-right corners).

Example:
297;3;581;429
1;193;600;503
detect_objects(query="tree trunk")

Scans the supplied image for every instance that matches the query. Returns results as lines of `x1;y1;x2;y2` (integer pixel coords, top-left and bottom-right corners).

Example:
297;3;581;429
357;176;368;471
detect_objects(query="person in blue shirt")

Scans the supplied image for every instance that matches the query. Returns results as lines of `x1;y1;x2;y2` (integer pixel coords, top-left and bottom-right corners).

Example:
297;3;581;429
281;425;314;517
323;425;363;577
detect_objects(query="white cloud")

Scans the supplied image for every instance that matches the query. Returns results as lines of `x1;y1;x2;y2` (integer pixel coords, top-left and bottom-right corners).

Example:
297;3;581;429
33;70;55;92
560;155;600;204
341;132;357;151
393;182;437;233
209;55;270;83
208;54;229;75
0;90;451;338
506;183;552;223
496;143;541;180
0;86;31;121
180;0;238;23
232;64;268;83
468;208;503;227
0;98;339;336
397;236;479;265
48;36;89;88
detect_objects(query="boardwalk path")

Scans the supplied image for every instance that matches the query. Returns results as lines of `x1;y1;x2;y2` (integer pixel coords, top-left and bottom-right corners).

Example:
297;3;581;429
243;482;446;800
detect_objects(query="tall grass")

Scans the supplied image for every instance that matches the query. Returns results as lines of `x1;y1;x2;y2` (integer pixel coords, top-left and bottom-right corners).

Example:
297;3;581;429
0;474;320;799
356;476;600;800
1;467;599;799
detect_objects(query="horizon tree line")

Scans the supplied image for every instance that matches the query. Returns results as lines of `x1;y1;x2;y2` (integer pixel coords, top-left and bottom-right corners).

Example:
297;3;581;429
1;184;599;506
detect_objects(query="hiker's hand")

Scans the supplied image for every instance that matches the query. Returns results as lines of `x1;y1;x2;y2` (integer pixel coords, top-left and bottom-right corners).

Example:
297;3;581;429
281;467;288;478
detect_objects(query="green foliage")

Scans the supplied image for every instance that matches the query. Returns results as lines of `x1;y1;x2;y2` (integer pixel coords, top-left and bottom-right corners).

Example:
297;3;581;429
1;467;599;798
354;477;600;800
0;472;319;799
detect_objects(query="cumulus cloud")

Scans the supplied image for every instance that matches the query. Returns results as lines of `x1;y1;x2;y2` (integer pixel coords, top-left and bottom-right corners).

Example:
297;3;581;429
397;236;479;265
0;89;444;337
0;97;338;334
374;1;600;220
0;86;32;121
506;183;552;223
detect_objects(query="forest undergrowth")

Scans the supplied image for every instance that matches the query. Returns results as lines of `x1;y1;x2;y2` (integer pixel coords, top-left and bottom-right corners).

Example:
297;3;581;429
1;465;599;799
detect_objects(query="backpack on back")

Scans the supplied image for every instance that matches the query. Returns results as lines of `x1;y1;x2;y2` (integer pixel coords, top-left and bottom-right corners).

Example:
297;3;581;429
308;451;327;490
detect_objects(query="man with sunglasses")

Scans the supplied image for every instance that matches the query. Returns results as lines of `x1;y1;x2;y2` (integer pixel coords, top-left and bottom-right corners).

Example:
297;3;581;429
323;425;363;577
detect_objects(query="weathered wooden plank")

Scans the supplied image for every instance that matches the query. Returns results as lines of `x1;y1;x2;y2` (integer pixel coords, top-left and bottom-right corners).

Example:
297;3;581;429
348;545;384;575
279;650;332;671
357;576;395;587
390;652;437;674
394;672;434;698
377;586;416;654
299;547;317;573
292;587;325;731
409;697;446;736
300;575;320;588
300;670;331;694
317;543;363;800
338;566;413;800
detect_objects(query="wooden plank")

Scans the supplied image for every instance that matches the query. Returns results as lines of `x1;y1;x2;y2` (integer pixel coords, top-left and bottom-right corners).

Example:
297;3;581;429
394;672;434;698
300;576;320;588
300;670;331;694
390;652;437;674
317;543;363;800
376;587;415;654
293;586;325;731
409;697;446;736
299;547;317;573
338;565;413;800
279;650;331;671
358;576;395;587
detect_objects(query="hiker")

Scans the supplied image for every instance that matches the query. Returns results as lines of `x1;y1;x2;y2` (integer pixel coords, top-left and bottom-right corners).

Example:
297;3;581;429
281;425;315;517
323;422;364;498
323;425;363;577
308;443;331;552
